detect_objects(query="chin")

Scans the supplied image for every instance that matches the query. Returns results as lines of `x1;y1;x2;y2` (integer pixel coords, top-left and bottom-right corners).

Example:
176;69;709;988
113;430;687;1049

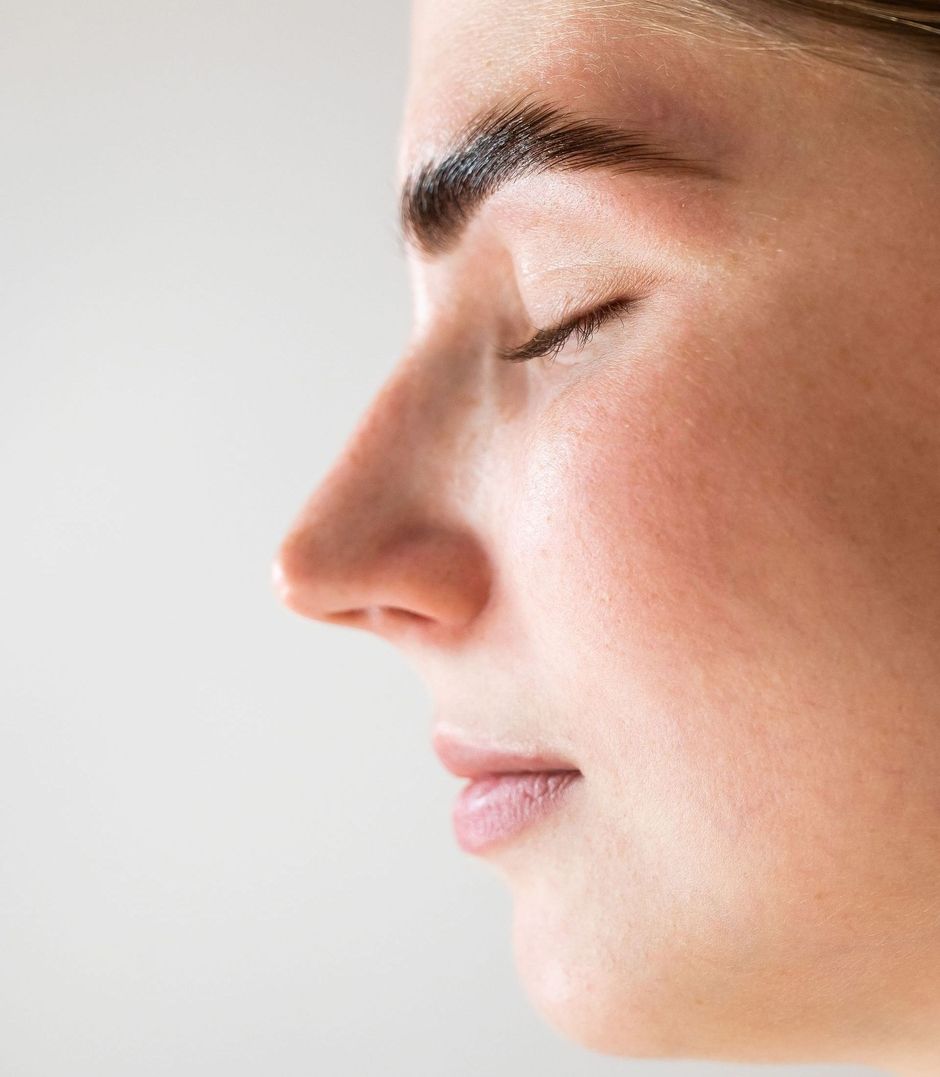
495;819;695;1058
508;886;683;1060
505;882;834;1067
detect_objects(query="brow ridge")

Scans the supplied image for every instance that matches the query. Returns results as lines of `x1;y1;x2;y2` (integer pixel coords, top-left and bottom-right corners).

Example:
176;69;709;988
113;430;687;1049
399;95;719;255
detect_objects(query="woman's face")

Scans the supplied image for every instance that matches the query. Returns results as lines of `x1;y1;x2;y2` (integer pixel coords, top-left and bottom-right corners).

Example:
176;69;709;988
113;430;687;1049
275;0;940;1068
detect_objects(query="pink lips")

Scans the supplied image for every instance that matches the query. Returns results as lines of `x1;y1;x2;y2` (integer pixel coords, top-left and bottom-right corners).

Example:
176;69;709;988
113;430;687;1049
432;730;581;854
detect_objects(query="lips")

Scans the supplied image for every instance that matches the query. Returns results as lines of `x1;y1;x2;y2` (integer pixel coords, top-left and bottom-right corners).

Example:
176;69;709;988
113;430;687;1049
431;728;580;779
432;728;582;853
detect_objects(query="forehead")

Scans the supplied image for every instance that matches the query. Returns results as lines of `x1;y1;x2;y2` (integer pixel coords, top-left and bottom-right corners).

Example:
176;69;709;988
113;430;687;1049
400;0;746;185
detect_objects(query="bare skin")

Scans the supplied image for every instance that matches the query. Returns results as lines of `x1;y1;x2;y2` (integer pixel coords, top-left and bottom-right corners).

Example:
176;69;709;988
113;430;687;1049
274;2;940;1071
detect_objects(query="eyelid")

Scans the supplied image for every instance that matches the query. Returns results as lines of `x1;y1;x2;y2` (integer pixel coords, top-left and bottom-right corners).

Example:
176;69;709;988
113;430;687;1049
497;296;636;364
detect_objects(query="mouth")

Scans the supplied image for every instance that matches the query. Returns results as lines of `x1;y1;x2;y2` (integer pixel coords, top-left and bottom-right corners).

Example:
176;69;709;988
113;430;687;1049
432;729;582;854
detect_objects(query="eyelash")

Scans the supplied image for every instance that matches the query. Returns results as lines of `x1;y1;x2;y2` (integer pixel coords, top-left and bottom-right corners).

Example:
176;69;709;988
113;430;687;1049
497;296;636;365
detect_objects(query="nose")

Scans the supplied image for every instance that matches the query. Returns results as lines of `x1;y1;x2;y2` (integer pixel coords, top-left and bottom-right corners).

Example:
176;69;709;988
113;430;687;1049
271;354;492;647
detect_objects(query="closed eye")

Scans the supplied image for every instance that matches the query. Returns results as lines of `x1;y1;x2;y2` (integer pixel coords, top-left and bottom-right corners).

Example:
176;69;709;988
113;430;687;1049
497;296;637;365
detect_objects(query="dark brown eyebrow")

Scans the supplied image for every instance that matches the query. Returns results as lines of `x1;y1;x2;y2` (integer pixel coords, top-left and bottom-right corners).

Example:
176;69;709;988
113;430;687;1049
399;96;722;256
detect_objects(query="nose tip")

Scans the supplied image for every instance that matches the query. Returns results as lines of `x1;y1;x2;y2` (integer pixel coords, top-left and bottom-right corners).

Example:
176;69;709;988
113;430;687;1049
271;514;492;640
270;524;334;622
271;344;492;644
269;552;295;612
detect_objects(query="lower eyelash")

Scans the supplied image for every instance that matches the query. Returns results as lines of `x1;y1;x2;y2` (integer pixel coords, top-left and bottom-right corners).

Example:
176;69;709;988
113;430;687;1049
499;297;635;365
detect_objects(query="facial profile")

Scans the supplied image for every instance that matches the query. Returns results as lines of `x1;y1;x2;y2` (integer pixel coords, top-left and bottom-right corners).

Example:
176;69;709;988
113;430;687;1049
274;1;940;1072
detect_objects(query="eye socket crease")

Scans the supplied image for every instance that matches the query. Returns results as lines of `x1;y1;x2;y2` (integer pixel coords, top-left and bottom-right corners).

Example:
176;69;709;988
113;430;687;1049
497;296;639;365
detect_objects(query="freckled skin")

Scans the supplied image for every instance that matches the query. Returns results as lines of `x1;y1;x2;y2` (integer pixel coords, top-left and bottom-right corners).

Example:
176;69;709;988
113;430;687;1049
275;0;940;1070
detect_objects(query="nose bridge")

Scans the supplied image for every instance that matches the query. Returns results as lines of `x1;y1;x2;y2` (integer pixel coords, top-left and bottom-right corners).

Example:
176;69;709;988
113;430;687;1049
273;345;492;637
317;343;480;525
347;350;470;498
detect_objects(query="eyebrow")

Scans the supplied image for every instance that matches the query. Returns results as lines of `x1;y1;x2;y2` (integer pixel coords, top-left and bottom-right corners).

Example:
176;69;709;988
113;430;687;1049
399;96;722;255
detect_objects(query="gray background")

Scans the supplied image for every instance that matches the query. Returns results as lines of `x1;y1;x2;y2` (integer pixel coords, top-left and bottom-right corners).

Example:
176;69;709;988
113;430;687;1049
0;2;886;1074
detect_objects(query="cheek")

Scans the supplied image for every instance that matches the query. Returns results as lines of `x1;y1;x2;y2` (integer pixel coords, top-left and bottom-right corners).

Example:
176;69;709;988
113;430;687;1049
499;306;940;1049
507;290;940;809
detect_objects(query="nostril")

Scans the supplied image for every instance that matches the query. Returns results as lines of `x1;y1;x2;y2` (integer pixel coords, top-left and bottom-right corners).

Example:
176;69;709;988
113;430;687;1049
322;608;369;629
353;606;433;630
384;606;433;623
304;606;434;642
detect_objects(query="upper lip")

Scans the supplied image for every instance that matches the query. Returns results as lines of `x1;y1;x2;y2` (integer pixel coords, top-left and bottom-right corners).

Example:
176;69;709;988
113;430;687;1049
431;727;580;779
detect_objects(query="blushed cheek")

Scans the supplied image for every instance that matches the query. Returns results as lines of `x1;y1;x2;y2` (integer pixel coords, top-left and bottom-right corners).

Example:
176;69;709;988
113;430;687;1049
506;322;940;880
501;355;782;889
507;351;791;713
498;335;940;1055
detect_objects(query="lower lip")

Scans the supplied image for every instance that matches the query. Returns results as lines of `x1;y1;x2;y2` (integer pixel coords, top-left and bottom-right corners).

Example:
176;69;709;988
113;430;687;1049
451;771;581;853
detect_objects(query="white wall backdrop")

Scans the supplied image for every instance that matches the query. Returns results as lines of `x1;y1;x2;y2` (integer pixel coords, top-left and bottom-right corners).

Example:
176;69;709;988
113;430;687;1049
0;3;886;1075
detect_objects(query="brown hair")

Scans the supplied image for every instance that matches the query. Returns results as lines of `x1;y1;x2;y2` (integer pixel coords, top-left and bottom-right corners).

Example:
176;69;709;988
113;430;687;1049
636;1;940;97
